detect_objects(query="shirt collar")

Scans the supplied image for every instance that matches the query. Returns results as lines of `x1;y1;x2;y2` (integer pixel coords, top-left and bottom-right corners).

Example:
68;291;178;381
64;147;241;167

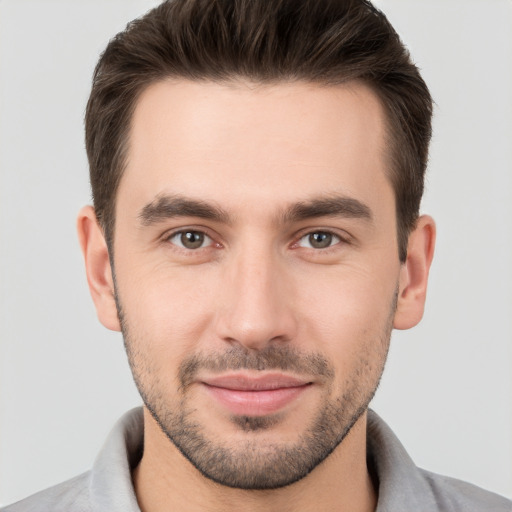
367;409;438;511
89;407;436;511
90;408;143;512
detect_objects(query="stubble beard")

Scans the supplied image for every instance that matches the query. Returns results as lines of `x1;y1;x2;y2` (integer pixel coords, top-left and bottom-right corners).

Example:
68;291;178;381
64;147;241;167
117;294;395;490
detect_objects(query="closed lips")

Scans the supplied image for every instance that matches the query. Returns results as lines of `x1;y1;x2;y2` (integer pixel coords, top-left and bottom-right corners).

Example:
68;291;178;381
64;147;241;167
200;373;313;416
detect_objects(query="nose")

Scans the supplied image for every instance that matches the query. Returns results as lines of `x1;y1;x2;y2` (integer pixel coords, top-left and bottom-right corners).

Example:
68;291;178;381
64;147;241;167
214;244;298;351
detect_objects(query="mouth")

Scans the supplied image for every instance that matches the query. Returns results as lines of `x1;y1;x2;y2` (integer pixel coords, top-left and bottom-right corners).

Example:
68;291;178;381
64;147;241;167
200;373;313;416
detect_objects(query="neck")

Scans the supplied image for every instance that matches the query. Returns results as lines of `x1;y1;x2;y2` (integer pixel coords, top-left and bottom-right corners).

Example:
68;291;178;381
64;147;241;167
133;407;376;512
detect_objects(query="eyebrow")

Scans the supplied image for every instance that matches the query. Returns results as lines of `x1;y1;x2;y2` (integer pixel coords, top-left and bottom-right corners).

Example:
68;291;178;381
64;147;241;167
281;195;373;224
139;194;230;226
138;193;373;227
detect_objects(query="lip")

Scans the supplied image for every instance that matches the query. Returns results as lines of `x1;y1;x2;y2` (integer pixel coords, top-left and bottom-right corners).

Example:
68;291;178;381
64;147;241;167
201;373;312;416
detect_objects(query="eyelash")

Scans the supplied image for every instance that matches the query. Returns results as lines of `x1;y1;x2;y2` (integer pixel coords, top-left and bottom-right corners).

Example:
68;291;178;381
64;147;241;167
164;228;218;252
295;231;341;250
163;227;350;253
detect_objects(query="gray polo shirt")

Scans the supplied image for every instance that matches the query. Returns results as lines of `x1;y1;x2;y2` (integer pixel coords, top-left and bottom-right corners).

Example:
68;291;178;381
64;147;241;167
2;408;511;512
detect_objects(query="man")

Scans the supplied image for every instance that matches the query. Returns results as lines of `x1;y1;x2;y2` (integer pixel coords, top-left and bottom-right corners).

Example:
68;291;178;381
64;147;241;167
2;0;511;510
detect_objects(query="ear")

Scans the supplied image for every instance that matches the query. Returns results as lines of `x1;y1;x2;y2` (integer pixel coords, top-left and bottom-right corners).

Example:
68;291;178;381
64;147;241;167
77;206;121;332
394;215;436;330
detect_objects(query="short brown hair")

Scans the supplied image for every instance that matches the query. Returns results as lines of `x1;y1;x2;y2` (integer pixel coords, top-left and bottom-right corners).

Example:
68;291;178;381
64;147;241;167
85;0;432;261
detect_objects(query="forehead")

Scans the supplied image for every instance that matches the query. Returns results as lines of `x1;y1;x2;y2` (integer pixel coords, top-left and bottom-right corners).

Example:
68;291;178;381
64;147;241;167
120;79;392;218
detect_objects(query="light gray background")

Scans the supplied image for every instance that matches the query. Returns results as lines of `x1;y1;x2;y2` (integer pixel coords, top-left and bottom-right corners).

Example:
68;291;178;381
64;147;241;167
1;0;511;505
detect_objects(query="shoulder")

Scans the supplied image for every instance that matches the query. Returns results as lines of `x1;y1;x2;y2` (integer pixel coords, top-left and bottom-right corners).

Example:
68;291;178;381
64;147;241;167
367;410;512;511
0;472;91;512
419;468;512;512
1;408;144;512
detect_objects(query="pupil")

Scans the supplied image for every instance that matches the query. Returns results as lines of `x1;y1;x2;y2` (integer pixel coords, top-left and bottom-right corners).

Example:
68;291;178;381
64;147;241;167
310;232;332;248
181;231;204;249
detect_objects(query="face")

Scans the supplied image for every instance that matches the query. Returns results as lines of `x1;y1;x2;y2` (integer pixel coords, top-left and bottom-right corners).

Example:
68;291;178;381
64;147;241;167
111;80;403;489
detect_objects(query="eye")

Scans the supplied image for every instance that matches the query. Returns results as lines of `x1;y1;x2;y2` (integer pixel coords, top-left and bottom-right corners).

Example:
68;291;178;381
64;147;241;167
297;231;341;249
168;230;213;250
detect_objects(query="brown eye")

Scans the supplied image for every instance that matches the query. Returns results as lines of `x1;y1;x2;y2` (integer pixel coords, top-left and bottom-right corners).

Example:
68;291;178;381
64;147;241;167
298;231;340;249
169;230;212;250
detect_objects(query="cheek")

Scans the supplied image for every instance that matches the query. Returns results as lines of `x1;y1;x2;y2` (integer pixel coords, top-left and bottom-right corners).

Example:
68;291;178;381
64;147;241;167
116;262;220;363
296;264;397;361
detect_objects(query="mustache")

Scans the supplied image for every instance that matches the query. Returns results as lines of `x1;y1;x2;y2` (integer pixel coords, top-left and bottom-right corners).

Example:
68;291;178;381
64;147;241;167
178;345;334;388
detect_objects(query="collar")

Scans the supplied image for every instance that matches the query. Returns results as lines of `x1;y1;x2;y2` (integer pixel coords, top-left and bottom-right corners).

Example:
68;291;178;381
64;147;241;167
89;407;437;511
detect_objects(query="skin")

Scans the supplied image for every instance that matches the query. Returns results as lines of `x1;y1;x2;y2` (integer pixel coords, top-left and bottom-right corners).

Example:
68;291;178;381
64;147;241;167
78;80;435;512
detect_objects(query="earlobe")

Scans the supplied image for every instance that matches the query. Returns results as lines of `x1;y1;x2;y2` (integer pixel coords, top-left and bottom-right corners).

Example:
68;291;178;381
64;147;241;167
77;206;121;332
394;215;436;330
